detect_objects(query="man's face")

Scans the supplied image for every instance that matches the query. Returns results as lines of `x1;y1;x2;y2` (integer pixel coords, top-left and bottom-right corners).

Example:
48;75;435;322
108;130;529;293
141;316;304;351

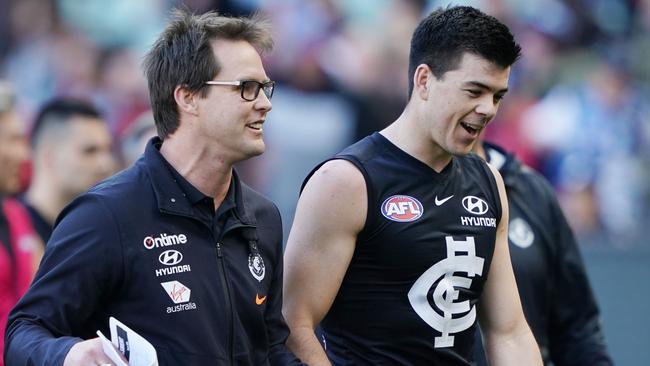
195;39;272;163
0;112;29;194
420;52;510;156
51;117;116;198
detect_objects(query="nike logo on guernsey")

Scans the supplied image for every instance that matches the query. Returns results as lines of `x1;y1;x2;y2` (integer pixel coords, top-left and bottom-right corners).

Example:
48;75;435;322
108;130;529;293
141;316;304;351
255;294;267;305
434;195;454;206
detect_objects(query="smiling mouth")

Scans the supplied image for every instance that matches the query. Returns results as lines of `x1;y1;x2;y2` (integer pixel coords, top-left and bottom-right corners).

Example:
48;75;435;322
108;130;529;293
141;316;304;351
460;121;483;135
247;121;264;131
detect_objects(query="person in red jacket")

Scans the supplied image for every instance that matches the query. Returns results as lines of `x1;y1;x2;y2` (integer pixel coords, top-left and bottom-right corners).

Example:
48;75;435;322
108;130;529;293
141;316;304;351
0;82;42;366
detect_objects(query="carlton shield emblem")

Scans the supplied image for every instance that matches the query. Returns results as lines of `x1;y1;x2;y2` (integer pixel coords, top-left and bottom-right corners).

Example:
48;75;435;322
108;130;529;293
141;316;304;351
248;253;265;282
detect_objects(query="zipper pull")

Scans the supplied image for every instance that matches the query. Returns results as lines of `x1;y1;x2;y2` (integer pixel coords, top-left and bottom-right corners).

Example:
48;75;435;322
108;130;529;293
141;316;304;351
216;242;223;258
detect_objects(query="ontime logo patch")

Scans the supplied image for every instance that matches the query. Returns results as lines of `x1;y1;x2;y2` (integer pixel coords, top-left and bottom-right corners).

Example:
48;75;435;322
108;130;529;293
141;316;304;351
381;195;424;222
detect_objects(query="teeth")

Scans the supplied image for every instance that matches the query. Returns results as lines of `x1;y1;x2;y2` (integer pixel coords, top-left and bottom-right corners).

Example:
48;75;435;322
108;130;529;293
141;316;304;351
462;121;482;130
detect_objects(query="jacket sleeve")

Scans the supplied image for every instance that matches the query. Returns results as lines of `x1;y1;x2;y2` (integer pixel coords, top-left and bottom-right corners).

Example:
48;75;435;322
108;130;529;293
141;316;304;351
4;194;123;366
265;205;305;366
545;185;613;366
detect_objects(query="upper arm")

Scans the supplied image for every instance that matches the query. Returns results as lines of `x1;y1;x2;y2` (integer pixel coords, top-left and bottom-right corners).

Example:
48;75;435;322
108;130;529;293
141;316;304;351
545;186;612;364
478;163;527;337
4;194;122;364
282;159;366;328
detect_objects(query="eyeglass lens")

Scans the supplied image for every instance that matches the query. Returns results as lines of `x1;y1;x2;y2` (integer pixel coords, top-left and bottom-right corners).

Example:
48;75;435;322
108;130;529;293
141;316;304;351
241;81;274;101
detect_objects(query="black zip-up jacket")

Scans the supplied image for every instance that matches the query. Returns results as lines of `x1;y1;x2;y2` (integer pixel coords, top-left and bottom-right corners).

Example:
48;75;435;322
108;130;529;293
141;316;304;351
4;138;303;365
475;142;612;366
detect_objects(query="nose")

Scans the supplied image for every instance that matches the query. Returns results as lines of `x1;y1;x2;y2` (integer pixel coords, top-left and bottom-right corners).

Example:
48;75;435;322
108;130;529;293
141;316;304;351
474;95;498;119
255;90;272;113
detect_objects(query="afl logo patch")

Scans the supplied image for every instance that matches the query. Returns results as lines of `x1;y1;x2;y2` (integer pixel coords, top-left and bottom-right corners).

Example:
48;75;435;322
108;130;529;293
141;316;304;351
381;195;424;222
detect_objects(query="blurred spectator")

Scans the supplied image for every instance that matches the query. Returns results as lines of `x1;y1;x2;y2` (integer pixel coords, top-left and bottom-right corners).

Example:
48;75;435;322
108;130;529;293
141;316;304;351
92;46;151;137
0;82;26;196
21;98;116;243
520;55;649;247
0;81;42;366
57;0;165;49
119;109;157;167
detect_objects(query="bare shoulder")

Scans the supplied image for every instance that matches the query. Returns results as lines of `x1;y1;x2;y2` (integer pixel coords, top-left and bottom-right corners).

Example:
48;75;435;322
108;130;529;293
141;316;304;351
485;160;505;187
485;160;508;206
297;158;367;234
304;159;365;193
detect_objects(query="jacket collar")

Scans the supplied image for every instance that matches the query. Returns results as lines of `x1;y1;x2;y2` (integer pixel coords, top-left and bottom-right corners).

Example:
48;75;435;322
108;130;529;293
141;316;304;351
142;137;255;226
483;141;522;188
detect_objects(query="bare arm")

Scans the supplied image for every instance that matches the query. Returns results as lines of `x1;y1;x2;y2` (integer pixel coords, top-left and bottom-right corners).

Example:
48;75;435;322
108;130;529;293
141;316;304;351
479;164;543;366
283;160;366;366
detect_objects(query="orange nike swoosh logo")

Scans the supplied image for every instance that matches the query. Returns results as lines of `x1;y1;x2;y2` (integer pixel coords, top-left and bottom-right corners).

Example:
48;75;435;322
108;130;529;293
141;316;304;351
256;294;267;305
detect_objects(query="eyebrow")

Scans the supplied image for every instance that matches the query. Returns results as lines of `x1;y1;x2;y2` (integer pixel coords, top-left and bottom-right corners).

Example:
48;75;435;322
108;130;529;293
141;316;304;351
464;81;508;94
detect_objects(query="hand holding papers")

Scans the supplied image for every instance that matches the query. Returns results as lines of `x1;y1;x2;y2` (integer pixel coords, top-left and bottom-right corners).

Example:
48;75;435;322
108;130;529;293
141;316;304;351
97;317;159;366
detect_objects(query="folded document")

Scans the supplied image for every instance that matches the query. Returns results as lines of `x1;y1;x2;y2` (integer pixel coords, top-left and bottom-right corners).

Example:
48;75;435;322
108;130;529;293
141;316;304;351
97;317;159;366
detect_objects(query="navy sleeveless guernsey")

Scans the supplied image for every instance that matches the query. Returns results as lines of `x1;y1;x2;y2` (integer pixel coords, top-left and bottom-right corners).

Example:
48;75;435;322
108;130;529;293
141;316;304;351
305;133;502;365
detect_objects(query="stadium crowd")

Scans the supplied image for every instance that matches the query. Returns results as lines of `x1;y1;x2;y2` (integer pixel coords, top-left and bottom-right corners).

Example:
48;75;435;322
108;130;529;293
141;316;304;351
1;0;647;249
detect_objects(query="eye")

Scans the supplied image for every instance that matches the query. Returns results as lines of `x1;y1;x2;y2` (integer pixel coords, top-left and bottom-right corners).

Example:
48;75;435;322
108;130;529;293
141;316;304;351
242;81;259;95
82;146;100;156
464;89;481;97
494;94;505;103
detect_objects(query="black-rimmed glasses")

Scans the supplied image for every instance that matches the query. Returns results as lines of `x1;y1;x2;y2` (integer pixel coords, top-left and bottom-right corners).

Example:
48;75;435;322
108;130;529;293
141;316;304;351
204;80;275;101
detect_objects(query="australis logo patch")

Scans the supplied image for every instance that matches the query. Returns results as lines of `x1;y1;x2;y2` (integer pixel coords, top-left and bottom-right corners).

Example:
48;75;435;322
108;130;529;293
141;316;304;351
381;195;424;222
161;280;197;313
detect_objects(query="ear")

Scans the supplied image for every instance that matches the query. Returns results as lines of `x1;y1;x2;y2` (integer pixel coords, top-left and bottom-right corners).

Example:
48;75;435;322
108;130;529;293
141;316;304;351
413;64;432;101
173;85;199;116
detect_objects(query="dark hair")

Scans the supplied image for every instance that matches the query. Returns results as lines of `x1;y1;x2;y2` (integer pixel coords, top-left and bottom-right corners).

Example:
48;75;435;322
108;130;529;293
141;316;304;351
30;97;103;147
407;6;521;97
142;9;273;139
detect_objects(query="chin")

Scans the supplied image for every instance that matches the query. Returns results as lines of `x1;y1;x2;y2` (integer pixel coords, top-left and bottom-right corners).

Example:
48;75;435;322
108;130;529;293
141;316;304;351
246;144;266;158
449;145;474;157
455;139;478;155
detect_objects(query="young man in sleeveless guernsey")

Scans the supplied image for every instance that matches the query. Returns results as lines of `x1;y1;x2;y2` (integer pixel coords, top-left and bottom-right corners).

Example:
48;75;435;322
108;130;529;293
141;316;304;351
283;6;543;366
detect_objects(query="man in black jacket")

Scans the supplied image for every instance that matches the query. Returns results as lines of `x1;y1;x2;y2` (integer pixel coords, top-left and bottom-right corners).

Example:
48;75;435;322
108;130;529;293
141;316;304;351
473;140;613;366
20;98;115;244
5;9;302;366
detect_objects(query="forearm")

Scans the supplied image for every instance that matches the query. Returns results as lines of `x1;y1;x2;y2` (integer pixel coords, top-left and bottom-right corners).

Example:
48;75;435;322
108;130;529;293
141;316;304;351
286;325;331;366
484;324;542;366
4;319;80;365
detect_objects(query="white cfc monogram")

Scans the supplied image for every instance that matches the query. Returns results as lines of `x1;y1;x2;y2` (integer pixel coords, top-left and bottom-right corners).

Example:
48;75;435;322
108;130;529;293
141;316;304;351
407;236;485;348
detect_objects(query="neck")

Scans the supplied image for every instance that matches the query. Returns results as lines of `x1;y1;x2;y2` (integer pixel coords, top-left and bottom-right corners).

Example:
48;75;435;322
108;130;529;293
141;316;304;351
473;140;487;160
381;108;452;173
160;134;233;208
26;177;70;225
